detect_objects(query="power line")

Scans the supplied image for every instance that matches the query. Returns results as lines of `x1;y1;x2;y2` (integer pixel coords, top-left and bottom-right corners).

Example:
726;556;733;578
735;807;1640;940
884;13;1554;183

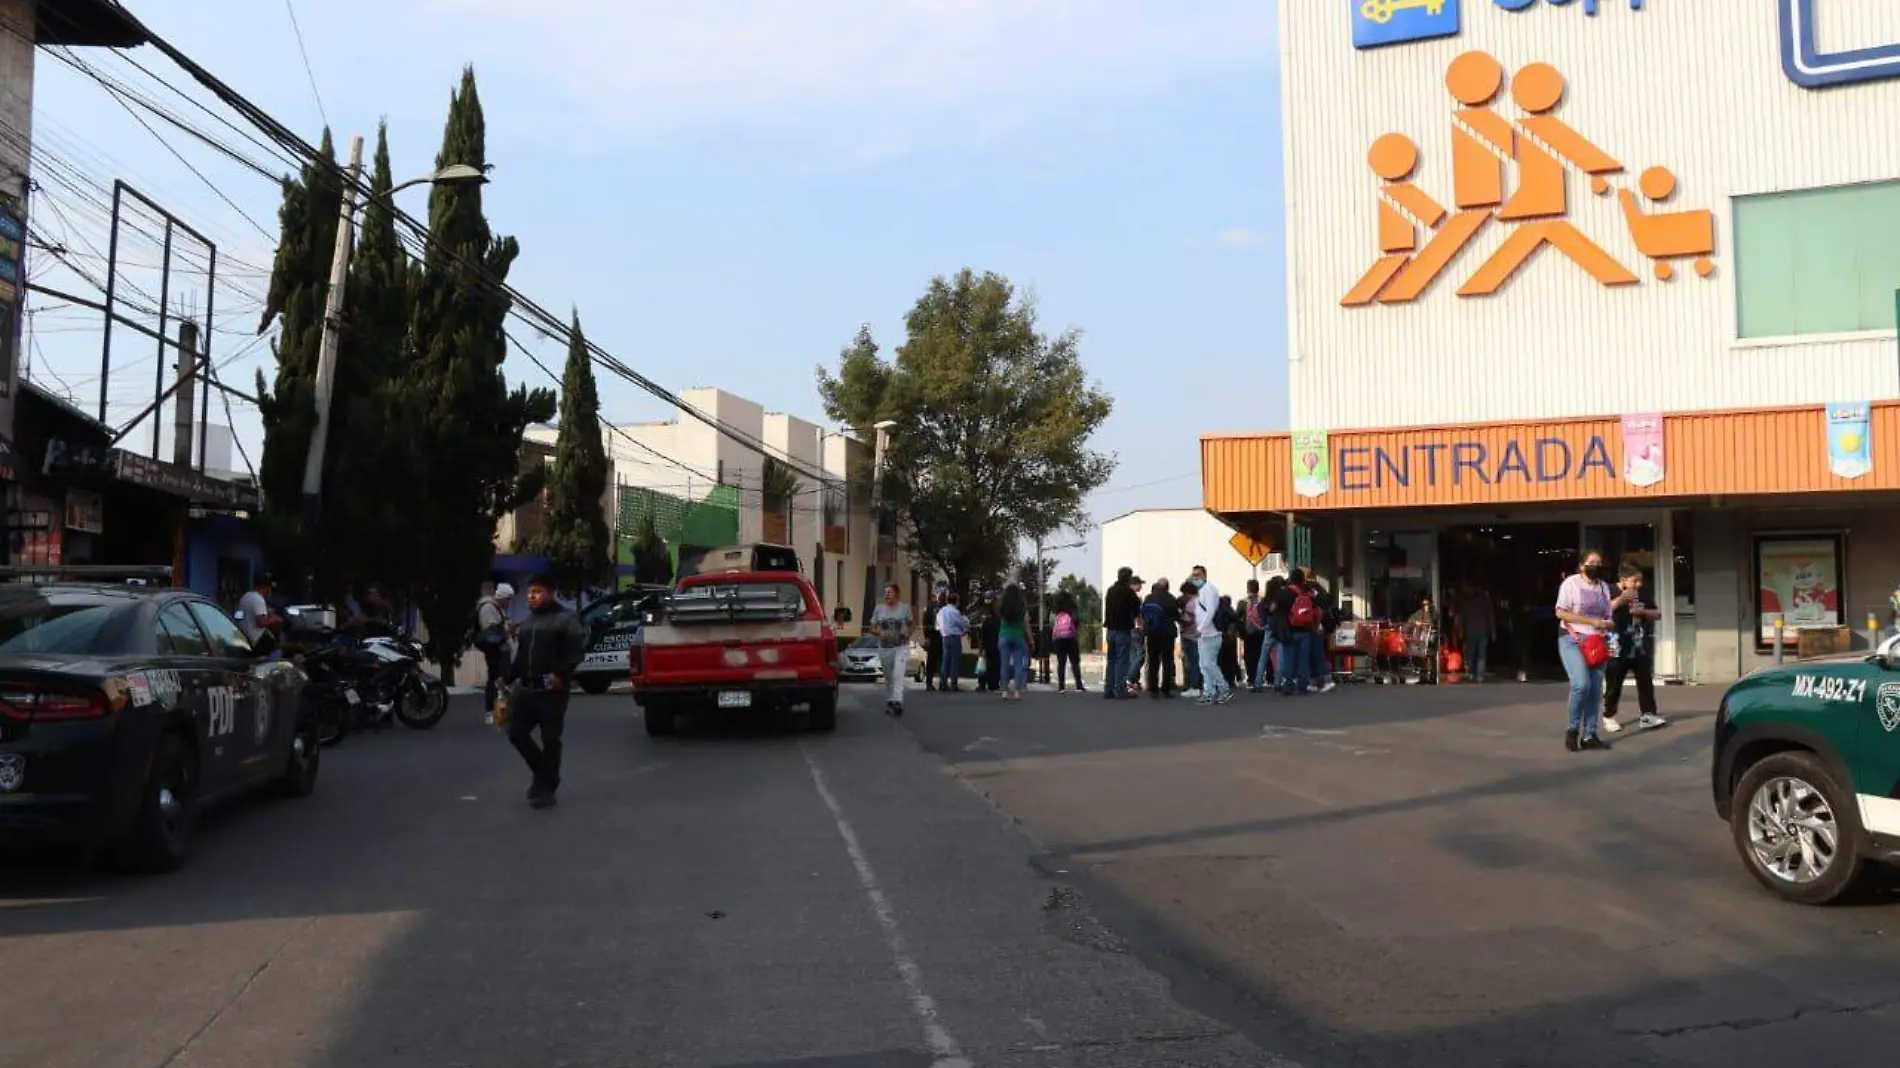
279;0;329;129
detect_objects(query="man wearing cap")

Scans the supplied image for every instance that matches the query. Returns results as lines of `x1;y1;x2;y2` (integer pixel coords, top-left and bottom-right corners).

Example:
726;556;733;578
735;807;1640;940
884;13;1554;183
476;582;515;725
1102;566;1140;700
505;575;588;808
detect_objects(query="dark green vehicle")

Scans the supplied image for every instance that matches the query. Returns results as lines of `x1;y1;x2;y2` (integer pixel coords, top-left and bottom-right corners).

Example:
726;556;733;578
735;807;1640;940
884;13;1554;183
1712;635;1900;904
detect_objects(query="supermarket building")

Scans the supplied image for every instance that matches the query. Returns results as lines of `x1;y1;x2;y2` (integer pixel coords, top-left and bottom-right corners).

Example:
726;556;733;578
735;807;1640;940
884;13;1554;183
1204;0;1900;684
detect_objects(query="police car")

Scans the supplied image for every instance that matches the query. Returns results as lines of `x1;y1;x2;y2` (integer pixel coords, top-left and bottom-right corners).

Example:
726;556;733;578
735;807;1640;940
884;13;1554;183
573;586;669;695
1712;633;1900;904
0;567;318;870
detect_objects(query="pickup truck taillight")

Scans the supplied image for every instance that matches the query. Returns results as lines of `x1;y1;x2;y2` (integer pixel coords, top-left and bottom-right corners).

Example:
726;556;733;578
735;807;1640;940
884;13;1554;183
628;644;645;680
821;625;838;665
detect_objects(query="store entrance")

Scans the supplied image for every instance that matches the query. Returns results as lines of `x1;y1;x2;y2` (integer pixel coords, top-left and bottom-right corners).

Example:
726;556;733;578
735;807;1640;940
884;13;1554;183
1439;523;1580;681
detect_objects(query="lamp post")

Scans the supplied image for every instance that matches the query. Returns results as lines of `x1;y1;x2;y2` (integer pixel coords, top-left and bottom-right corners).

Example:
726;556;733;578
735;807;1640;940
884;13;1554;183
300;135;488;600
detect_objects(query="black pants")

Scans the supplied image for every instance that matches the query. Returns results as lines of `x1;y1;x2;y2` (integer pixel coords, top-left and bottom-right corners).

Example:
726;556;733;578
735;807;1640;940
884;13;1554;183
1054;638;1083;689
1604;656;1656;719
481;645;507;711
1242;632;1265;688
1145;631;1177;694
508;688;568;793
982;643;1001;691
925;633;941;689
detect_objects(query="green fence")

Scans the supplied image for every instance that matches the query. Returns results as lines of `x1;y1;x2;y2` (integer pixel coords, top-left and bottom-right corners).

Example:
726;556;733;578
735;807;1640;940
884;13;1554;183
616;483;741;582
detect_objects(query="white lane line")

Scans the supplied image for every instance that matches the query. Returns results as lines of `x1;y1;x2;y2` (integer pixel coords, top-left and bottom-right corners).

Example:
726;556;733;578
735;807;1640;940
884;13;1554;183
803;746;973;1068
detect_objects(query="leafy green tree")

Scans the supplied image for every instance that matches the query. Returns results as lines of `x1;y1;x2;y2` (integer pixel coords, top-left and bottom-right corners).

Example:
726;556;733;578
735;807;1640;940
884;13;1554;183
533;313;612;592
325;123;423;599
254;128;340;578
817;270;1115;596
408;68;556;670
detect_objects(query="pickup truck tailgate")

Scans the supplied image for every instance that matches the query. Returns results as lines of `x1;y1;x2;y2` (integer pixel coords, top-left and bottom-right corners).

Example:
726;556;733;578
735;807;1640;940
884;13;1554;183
639;580;833;685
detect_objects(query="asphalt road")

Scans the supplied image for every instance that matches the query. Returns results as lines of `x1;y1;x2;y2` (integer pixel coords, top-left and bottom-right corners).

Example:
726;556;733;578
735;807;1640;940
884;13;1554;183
900;680;1900;1068
0;690;1282;1068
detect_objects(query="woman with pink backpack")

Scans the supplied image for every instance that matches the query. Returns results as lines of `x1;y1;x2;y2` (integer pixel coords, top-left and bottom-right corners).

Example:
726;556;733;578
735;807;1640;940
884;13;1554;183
1051;590;1084;692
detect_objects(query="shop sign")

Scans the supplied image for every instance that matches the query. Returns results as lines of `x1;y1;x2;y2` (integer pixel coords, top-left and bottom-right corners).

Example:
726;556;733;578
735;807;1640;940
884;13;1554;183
114;451;257;509
64;488;103;535
1825;402;1873;479
1779;0;1900;89
1344;50;1715;308
1353;0;1643;51
1335;432;1617;492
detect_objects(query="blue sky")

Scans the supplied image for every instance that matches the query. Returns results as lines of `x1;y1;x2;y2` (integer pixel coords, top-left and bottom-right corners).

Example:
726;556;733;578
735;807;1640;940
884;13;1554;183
26;0;1289;584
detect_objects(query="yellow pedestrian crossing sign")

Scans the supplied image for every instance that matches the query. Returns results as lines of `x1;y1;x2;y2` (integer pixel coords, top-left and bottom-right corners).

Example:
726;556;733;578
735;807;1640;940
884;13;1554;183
1228;532;1271;567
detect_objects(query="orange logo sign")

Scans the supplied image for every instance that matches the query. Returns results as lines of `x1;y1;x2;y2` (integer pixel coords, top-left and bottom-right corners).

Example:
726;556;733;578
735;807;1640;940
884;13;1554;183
1343;51;1716;307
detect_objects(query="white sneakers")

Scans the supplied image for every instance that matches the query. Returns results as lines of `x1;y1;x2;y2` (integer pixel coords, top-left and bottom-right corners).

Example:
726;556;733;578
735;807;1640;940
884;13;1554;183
1604;713;1669;734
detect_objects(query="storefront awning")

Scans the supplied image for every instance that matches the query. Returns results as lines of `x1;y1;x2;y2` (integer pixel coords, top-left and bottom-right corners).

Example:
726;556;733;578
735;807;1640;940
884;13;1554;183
1204;401;1900;515
42;438;259;510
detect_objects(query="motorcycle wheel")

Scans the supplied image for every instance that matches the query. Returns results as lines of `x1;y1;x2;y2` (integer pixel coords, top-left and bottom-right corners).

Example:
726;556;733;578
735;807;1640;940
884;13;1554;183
395;676;450;730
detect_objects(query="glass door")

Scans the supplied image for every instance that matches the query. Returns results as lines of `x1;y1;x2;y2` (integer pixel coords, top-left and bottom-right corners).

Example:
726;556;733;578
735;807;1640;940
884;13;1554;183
1365;530;1437;623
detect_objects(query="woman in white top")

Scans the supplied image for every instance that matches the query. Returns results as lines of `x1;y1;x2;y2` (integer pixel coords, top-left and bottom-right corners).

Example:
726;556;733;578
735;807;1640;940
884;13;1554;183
1554;550;1635;752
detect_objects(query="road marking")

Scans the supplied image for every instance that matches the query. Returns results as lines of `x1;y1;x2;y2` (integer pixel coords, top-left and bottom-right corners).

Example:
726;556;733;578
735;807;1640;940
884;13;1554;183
1259;724;1347;738
803;747;973;1068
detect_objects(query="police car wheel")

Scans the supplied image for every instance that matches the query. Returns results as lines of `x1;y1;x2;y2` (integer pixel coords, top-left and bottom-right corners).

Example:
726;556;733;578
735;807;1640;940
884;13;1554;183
278;718;321;798
118;733;198;872
1731;751;1875;906
578;677;611;696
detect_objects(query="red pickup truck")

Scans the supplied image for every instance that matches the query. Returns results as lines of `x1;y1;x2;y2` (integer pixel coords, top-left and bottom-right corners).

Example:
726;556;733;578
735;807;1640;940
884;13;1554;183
630;571;840;736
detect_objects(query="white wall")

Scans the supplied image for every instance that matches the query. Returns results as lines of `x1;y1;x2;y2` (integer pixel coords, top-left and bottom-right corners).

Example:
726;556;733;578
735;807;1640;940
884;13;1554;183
1283;0;1900;430
1099;509;1259;609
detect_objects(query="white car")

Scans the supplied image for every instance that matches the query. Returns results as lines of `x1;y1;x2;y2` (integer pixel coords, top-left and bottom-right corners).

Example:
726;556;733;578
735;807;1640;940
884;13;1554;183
838;636;929;682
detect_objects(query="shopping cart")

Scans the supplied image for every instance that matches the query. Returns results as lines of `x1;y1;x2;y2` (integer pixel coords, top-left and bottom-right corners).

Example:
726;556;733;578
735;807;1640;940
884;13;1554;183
1400;622;1439;685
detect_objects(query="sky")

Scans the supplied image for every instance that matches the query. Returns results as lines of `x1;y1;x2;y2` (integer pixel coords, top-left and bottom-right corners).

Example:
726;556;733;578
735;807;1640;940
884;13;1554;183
24;0;1291;585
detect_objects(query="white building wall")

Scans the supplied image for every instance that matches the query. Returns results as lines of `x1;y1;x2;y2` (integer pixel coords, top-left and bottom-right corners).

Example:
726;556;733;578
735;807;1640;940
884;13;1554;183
1099;509;1258;609
1283;0;1900;430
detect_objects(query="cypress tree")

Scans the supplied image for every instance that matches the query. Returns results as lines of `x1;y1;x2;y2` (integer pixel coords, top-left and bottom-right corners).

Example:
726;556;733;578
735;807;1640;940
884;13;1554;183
533;313;611;593
408;68;555;670
255;129;340;576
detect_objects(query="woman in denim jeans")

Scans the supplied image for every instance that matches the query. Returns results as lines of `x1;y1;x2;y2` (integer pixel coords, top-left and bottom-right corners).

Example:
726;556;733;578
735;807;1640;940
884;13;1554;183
1555;550;1627;752
997;585;1031;700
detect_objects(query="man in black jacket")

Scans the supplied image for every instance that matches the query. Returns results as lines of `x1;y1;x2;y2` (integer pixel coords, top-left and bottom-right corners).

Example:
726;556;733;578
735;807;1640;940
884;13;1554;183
1101;566;1139;700
506;574;589;808
1142;578;1179;698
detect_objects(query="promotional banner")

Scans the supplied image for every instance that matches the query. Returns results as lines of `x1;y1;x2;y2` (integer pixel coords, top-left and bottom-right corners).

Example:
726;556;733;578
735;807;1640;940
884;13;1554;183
1826;402;1872;479
1757;535;1842;646
1292;431;1331;498
1620;412;1665;487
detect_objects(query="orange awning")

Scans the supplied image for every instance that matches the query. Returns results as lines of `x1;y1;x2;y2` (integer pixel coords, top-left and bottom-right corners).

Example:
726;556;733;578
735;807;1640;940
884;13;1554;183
1203;402;1900;514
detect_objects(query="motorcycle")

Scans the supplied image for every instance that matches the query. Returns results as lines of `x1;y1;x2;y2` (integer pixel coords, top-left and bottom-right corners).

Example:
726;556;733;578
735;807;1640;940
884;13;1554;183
284;606;450;736
361;631;450;730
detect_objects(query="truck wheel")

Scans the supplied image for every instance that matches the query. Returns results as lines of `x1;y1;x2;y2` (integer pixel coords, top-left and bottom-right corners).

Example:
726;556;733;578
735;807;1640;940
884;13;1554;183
1731;751;1875;906
644;704;676;737
579;678;611;696
808;691;838;732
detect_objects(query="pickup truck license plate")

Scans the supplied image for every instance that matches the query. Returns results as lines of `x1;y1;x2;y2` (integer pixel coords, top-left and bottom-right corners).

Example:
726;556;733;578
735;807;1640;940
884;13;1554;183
717;690;752;709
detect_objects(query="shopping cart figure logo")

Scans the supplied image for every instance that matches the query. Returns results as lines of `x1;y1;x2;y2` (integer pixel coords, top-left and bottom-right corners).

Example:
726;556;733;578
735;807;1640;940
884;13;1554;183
1354;0;1462;50
1780;0;1900;89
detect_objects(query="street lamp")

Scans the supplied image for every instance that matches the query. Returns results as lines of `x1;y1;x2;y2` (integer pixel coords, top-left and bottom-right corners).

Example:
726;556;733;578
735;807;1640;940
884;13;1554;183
299;134;490;600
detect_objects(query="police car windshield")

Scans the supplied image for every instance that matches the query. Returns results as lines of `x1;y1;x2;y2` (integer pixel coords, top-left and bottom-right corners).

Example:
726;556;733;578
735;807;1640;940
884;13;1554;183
0;593;123;656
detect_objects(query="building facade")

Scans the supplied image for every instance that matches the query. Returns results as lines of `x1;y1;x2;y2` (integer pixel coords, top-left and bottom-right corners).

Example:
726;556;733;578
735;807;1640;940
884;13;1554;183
1100;508;1276;613
1207;0;1900;683
519;388;932;631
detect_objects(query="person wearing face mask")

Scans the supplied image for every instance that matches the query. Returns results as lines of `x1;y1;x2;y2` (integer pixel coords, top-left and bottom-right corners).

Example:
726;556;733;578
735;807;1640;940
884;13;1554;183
1555;551;1624;752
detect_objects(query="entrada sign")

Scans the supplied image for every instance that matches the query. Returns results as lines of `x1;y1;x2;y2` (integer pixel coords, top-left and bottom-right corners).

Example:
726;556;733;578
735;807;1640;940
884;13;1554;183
1335;435;1617;492
1352;0;1644;51
1343;51;1715;307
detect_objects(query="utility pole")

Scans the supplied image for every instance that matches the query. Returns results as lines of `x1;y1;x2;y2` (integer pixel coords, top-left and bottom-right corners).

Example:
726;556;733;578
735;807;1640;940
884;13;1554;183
173;320;198;468
300;134;365;601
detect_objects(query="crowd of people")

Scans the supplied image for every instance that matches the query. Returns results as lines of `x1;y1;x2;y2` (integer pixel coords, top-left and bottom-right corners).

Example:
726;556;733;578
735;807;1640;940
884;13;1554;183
1100;564;1342;705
